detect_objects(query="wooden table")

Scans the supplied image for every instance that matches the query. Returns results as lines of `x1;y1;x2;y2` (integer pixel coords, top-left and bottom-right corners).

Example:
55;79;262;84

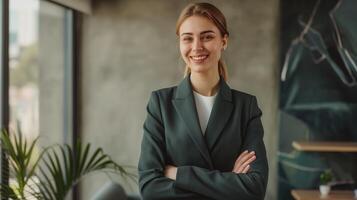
291;190;356;200
292;141;357;152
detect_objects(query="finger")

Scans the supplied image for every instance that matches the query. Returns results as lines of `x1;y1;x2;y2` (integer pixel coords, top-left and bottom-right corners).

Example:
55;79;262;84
234;150;251;168
233;163;250;174
237;155;256;172
233;152;255;172
235;151;255;169
164;165;172;177
242;155;256;167
236;150;248;162
164;168;169;177
242;164;250;174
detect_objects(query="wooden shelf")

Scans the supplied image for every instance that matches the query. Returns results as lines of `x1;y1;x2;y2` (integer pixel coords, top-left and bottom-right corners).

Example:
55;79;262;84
292;141;357;152
291;190;355;200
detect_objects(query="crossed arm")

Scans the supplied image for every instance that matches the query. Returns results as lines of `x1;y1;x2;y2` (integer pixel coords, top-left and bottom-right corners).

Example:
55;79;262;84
138;92;268;200
165;150;257;179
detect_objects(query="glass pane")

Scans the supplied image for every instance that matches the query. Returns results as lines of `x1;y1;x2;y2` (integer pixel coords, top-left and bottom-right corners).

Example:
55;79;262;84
9;0;73;198
9;0;39;140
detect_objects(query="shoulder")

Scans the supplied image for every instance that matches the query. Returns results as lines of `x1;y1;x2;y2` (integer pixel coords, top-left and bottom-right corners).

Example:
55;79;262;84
151;86;177;99
230;89;256;103
229;88;261;110
230;89;262;117
147;86;178;106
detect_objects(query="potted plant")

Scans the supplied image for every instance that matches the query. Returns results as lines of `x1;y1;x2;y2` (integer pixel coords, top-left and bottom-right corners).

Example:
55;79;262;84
319;170;333;197
0;129;136;200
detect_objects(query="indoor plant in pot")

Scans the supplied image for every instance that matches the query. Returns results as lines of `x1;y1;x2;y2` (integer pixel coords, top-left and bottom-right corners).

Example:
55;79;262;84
319;170;333;197
0;129;136;200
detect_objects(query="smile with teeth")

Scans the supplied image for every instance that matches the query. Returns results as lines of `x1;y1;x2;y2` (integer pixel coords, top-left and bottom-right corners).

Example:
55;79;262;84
190;55;209;62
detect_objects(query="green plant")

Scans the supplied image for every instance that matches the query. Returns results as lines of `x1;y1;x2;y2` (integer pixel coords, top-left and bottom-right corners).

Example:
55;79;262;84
0;129;44;199
320;170;333;185
0;129;136;200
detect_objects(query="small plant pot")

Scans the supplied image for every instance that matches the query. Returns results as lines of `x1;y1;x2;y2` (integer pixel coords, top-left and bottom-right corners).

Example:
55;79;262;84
319;185;330;198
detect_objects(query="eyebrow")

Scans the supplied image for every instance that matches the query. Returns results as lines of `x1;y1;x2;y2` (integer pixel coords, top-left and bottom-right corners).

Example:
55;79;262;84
180;30;216;36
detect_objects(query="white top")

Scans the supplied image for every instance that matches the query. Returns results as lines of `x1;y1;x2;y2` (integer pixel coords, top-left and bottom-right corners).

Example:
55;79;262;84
193;90;217;135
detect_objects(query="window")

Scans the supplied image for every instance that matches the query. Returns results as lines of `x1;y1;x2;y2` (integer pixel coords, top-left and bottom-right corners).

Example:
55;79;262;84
2;0;76;199
9;0;74;148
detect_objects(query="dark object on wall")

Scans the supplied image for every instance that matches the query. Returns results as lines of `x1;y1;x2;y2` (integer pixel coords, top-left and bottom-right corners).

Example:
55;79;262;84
279;0;357;199
281;0;357;142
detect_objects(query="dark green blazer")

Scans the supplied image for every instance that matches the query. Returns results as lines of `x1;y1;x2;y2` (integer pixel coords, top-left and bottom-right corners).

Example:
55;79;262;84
138;76;268;200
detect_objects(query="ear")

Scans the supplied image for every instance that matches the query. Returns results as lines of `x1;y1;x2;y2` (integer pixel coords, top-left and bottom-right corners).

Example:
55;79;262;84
222;34;228;50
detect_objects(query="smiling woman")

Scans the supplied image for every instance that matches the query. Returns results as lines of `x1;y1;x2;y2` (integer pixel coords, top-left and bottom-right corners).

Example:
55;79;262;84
178;15;227;85
176;4;229;83
138;2;268;200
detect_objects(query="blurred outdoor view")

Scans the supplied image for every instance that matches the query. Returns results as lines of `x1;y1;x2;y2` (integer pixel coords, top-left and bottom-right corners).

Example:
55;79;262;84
9;0;39;141
8;0;73;198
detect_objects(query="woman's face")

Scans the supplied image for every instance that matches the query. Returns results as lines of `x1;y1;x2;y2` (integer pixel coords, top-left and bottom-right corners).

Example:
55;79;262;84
179;15;228;75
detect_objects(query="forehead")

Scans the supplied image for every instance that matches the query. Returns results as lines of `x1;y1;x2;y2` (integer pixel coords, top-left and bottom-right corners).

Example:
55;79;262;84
179;15;220;35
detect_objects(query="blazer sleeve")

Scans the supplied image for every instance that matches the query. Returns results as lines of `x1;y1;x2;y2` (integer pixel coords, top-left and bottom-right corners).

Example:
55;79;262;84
138;92;210;200
174;96;269;200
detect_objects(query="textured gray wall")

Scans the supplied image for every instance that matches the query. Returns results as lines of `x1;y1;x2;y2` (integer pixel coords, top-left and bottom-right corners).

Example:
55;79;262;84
80;0;279;199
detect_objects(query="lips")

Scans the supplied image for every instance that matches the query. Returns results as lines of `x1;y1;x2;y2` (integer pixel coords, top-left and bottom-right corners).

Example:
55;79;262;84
190;55;209;63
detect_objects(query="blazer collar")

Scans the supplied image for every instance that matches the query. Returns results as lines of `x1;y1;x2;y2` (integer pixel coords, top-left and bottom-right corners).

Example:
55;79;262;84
172;74;233;168
174;75;232;102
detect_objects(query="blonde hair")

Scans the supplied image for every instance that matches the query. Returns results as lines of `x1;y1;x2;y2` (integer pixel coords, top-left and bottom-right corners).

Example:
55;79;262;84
176;3;229;81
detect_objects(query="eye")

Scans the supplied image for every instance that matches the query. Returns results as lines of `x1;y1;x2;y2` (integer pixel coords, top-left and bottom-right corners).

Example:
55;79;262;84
202;34;214;41
181;37;193;42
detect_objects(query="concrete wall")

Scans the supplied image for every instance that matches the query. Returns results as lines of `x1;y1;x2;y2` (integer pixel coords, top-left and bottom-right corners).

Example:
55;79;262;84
80;0;279;199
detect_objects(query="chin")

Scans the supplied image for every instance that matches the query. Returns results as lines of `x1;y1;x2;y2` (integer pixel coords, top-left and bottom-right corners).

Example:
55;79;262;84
189;65;211;74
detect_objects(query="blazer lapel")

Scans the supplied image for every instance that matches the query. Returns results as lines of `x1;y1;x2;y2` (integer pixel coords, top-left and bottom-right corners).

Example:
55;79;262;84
205;78;233;151
172;76;213;168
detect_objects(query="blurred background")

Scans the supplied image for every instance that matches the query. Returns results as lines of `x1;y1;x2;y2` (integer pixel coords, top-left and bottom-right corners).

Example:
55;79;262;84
0;0;356;200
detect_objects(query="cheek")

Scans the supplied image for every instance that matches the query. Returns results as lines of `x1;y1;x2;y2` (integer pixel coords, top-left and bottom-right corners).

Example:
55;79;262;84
208;41;222;52
208;43;222;59
180;45;190;59
214;49;222;59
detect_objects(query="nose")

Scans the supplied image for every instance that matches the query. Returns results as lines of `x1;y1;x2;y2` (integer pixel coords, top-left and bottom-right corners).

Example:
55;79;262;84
192;38;203;52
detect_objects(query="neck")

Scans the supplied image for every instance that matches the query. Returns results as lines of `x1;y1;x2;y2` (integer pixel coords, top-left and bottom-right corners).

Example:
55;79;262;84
190;70;220;96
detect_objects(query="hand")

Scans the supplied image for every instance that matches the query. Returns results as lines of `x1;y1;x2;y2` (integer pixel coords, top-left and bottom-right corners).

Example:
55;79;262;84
164;165;177;180
232;150;256;174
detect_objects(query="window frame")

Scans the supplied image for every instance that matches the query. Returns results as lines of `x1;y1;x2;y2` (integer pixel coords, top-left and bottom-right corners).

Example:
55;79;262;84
0;0;80;199
0;0;10;198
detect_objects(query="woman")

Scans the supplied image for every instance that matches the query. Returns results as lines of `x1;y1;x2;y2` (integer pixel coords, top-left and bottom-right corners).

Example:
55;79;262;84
138;3;268;200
